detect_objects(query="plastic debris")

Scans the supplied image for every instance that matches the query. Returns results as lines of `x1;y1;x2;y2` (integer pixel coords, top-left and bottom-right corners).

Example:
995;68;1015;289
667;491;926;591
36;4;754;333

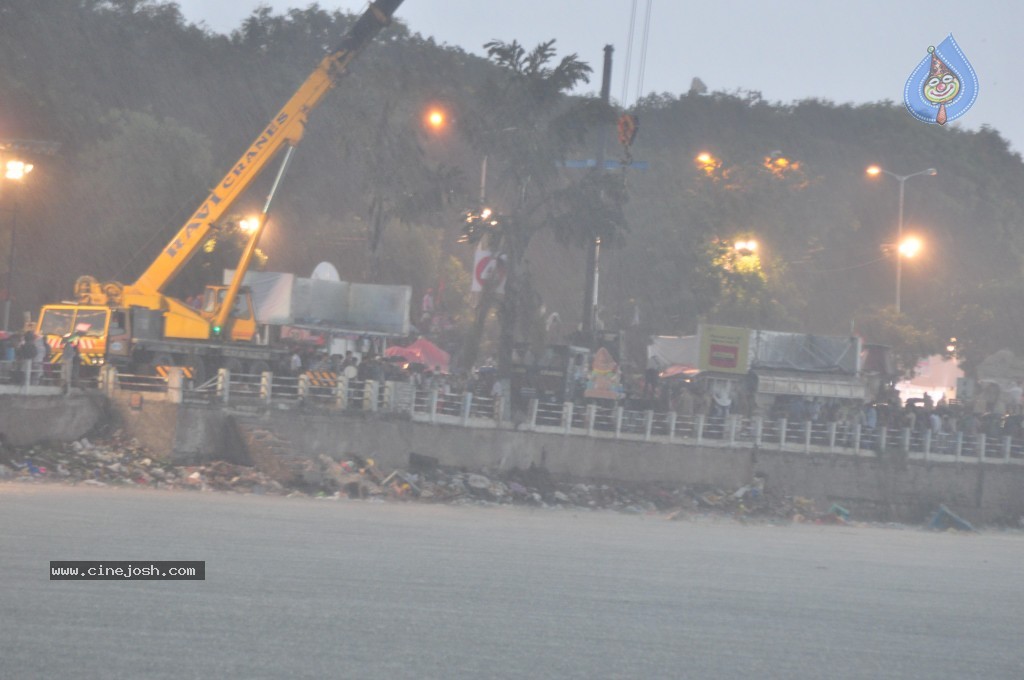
926;504;976;532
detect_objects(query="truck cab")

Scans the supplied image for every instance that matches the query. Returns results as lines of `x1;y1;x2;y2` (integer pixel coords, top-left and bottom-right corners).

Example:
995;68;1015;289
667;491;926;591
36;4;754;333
37;304;131;370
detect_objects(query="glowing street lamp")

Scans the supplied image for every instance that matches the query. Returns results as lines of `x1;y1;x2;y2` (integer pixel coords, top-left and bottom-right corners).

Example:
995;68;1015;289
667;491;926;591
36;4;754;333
866;165;937;312
695;151;720;176
734;239;758;256
424;107;447;132
898;235;922;259
5;160;33;180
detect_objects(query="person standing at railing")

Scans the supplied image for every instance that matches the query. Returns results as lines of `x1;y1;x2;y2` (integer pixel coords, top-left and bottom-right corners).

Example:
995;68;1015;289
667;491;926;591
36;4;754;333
16;331;36;385
60;333;79;392
32;331;47;385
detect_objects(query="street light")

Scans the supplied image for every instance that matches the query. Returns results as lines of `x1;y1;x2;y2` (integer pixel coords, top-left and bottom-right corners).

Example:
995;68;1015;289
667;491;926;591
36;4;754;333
695;151;720;176
734;239;758;256
425;108;446;130
898;235;922;259
866;165;937;312
3;158;34;331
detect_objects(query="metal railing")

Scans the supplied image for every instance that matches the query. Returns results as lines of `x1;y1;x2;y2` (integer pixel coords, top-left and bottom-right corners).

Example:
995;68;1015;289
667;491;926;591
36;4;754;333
76;365;1024;465
0;360;96;391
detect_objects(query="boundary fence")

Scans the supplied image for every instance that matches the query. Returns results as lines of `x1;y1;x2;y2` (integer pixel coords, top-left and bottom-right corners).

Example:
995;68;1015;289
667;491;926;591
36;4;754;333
9;363;1022;466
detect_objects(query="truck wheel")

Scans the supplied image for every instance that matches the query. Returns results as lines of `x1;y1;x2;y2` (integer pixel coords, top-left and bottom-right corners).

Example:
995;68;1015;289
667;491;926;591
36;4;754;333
149;353;175;377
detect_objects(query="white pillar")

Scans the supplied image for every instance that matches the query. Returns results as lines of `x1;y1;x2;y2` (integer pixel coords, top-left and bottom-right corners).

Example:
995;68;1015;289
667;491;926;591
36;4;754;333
218;368;229;404
365;380;379;412
260;371;273;404
428;389;438;423
101;365;118;397
334;376;348;410
166;367;184;404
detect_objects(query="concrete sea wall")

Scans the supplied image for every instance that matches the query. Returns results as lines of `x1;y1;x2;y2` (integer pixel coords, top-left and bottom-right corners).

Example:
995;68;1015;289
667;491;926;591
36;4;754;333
5;392;1023;525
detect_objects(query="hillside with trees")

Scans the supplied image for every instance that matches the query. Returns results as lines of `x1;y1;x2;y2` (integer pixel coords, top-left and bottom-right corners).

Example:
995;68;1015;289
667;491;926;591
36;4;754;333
2;0;1023;377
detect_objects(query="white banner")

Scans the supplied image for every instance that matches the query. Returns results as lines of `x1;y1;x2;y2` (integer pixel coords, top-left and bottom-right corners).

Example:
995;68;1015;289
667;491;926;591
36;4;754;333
471;246;507;293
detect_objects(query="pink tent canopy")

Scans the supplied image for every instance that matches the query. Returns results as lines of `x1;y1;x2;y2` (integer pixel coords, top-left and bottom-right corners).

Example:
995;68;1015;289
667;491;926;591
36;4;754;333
385;337;450;373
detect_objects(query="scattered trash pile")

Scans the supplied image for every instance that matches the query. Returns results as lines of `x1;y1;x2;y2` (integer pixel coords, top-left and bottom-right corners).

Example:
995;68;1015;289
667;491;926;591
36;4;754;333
0;436;842;521
0;436;980;528
0;434;285;495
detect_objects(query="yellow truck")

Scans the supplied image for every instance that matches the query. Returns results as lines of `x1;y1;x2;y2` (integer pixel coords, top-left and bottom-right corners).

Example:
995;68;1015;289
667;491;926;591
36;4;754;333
37;1;406;382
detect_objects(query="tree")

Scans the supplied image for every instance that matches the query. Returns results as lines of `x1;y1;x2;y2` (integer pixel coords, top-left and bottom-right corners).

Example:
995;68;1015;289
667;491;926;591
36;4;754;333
455;40;626;375
936;280;1024;378
853;307;942;379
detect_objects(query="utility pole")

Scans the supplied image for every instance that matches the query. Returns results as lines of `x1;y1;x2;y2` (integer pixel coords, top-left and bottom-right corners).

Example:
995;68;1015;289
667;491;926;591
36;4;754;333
1;139;59;331
580;45;614;340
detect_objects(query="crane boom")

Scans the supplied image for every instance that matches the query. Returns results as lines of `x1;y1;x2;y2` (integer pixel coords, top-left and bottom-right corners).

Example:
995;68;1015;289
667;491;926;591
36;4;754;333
128;0;405;299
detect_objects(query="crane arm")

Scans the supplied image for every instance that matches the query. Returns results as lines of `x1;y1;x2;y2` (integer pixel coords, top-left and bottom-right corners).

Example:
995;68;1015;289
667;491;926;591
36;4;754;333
129;0;405;296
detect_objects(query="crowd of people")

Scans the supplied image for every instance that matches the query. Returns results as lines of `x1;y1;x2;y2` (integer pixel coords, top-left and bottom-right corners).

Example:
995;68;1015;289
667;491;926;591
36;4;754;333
9;317;1024;452
0;329;80;389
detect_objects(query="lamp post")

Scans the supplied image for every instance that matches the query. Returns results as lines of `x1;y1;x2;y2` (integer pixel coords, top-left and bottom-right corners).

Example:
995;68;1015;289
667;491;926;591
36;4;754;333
866;165;936;313
3;158;33;332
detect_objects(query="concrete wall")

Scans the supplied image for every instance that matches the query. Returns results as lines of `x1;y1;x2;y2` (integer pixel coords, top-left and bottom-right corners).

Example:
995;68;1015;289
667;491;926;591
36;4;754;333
7;392;1021;525
106;393;237;465
176;406;1024;525
0;392;107;446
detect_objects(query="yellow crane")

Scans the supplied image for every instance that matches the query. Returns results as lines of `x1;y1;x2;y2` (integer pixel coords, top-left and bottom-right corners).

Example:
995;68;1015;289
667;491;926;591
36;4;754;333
38;0;406;381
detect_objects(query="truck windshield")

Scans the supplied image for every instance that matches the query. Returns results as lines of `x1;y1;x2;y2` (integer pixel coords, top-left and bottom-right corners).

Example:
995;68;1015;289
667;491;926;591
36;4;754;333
39;308;74;337
76;310;109;336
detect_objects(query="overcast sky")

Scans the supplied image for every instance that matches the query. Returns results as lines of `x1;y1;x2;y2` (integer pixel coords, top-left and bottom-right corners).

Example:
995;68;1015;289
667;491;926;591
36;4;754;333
174;0;1021;156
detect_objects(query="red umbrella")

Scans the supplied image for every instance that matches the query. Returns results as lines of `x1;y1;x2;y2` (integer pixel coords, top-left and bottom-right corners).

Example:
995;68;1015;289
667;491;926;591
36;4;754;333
384;337;450;373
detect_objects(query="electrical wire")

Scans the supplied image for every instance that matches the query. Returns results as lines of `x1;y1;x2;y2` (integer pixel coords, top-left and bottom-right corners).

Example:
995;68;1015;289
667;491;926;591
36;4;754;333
634;0;654;104
620;0;638;107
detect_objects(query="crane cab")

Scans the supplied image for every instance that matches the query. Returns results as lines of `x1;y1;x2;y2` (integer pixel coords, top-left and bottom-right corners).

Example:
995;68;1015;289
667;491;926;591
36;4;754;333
200;285;257;343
